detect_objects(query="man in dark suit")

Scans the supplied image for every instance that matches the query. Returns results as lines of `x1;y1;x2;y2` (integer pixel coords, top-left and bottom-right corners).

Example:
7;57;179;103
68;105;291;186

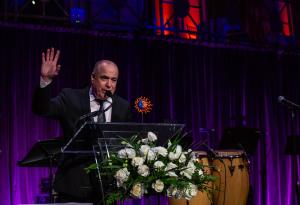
32;48;131;203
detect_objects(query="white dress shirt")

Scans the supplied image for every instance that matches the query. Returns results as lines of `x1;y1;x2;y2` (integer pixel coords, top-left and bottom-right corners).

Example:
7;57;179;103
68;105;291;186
89;87;112;122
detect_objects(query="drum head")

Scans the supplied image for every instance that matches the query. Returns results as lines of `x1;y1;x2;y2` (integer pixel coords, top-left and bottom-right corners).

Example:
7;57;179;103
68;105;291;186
193;151;208;157
215;149;244;158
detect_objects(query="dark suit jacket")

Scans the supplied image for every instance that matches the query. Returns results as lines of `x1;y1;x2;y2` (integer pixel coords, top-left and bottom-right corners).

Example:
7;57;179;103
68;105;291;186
33;84;131;140
32;83;132;201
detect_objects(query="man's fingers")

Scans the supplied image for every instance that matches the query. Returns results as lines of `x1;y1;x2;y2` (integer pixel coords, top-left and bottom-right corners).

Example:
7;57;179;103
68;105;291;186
54;65;61;75
53;50;60;63
50;47;54;61
46;49;50;61
42;52;45;64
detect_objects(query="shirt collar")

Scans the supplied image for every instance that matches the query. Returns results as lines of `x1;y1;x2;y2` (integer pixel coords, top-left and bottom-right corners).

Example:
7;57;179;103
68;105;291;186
89;87;112;103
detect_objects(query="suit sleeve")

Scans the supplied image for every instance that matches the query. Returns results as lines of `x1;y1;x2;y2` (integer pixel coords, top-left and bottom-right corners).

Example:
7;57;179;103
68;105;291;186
32;84;66;119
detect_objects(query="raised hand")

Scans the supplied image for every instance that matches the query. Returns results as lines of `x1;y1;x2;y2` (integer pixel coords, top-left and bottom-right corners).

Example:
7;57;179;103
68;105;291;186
41;48;61;82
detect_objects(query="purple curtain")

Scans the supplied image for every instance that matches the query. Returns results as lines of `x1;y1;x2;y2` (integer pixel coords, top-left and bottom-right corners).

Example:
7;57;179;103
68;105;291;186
1;23;300;205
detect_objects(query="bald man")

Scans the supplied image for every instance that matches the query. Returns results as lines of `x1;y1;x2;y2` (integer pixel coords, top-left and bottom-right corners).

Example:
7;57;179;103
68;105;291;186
32;48;131;203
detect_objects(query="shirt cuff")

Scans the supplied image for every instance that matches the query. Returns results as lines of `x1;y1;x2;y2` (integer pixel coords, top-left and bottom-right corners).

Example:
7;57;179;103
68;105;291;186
40;77;52;88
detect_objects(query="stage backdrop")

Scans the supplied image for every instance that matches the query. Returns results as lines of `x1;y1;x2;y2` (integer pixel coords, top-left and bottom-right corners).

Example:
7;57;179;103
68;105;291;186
0;23;300;205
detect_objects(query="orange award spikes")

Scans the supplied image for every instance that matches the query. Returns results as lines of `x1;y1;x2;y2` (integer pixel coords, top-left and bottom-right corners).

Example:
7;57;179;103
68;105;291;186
134;96;153;114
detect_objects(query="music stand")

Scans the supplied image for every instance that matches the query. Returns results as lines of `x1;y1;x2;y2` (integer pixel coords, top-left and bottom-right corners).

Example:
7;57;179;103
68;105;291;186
285;135;300;155
18;138;64;203
218;127;262;155
19;138;63;167
219;127;265;205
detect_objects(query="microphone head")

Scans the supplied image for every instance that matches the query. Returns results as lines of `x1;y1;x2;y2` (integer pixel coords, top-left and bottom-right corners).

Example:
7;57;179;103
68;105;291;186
278;96;285;103
105;90;113;98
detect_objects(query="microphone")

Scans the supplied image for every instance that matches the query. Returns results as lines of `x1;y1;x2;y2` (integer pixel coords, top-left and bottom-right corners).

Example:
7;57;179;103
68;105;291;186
278;96;300;109
75;99;113;127
105;90;113;98
78;110;99;122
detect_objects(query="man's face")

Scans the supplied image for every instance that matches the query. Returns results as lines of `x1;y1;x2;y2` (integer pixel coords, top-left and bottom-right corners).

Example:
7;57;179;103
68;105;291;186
91;64;119;99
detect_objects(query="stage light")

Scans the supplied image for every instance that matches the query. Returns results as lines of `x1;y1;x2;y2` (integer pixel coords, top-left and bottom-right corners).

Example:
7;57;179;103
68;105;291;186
70;7;86;24
32;0;36;5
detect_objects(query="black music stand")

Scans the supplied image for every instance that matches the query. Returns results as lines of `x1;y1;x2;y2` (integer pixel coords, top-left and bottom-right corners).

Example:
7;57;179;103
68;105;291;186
18;138;63;203
19;138;63;167
219;127;262;155
285;135;300;155
219;127;264;205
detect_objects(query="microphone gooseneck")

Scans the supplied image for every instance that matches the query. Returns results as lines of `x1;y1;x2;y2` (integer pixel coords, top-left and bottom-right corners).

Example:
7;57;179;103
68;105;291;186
278;96;300;109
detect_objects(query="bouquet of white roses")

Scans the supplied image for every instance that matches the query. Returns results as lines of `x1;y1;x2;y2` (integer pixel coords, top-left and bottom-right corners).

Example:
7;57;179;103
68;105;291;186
87;132;215;204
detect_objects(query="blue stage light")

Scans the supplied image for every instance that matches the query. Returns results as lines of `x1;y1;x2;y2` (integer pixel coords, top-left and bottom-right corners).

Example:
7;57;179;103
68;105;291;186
70;7;86;24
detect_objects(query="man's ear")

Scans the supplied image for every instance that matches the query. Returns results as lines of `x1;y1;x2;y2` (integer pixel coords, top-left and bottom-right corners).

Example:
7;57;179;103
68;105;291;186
91;74;95;82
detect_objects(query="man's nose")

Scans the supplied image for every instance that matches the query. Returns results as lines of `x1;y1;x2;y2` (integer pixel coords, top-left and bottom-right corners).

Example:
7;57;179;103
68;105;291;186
106;80;112;87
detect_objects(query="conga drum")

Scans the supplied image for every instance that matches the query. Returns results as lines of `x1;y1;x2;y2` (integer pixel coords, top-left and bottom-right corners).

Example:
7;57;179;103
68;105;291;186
212;150;249;205
168;151;212;205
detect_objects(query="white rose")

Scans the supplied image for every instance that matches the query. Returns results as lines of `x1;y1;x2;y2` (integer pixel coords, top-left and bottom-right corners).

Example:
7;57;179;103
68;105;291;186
147;131;157;142
168;145;182;161
183;183;198;200
180;170;192;179
180;161;196;179
165;162;178;177
138;165;150;177
147;149;156;161
114;168;130;187
175;145;182;156
198;168;203;176
166;171;178;177
168;152;177;161
130;183;144;198
131;157;145;167
152;179;164;193
187;161;196;173
152;146;168;157
154;161;165;170
165;162;178;171
140;145;151;157
178;153;186;163
141;138;149;144
118;148;136;159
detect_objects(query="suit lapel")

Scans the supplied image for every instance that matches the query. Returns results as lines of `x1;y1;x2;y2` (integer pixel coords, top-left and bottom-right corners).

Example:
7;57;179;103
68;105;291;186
111;95;119;122
80;87;91;115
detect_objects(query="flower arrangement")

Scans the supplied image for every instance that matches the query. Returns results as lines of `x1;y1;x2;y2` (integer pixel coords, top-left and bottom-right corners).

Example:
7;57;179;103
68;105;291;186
87;132;215;205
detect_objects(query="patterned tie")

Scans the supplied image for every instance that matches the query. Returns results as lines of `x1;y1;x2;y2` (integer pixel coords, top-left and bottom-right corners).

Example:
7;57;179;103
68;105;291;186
96;99;106;123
